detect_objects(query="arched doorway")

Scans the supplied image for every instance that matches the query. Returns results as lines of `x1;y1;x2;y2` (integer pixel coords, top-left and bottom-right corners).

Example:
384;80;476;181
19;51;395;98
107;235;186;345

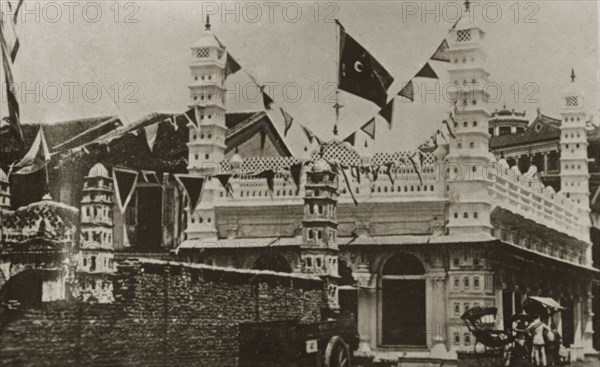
253;254;291;273
381;253;426;346
0;269;45;310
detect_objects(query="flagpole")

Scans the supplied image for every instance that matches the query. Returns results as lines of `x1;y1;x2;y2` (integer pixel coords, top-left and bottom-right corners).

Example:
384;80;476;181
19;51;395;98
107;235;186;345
333;20;342;136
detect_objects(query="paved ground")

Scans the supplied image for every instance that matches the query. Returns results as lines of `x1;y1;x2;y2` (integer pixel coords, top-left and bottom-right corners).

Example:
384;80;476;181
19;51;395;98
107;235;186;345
572;358;600;367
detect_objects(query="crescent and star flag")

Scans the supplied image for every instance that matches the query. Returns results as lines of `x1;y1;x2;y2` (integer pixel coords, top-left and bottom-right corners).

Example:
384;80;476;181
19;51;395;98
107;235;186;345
143;123;160;152
360;118;376;140
113;167;139;213
262;91;274;110
13;127;50;175
338;163;358;206
398;80;415;101
280;107;294;136
379;99;394;128
431;39;450;63
174;174;206;211
343;132;356;146
415;62;438;79
337;20;394;109
183;108;197;128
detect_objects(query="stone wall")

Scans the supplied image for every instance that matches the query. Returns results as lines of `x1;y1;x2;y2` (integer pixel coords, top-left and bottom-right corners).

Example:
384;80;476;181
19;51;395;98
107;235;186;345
0;259;327;367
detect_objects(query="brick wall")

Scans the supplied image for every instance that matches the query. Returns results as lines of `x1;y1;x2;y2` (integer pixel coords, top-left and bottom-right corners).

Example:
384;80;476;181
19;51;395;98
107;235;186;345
0;259;327;367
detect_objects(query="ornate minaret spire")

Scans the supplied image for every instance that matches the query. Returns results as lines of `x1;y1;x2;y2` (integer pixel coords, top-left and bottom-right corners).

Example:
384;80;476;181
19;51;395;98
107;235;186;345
185;19;228;241
445;3;494;235
560;69;590;209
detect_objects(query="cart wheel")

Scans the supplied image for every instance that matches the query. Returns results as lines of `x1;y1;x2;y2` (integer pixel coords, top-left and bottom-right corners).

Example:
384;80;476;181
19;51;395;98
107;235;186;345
324;336;351;367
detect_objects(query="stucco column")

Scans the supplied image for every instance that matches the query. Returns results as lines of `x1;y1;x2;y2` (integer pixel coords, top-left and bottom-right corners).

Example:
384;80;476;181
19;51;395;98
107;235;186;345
428;273;449;358
354;264;376;359
543;153;549;174
571;297;584;362
583;285;597;355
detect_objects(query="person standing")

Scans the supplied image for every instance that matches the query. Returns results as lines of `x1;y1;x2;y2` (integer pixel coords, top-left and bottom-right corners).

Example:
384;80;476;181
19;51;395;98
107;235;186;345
529;316;550;366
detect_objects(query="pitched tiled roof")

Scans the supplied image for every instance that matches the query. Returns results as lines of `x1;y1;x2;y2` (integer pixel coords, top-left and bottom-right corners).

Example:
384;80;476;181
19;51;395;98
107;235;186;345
490;114;561;149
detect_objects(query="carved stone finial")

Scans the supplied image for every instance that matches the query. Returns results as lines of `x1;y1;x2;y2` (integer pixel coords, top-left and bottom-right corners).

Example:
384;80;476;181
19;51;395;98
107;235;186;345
570;68;576;83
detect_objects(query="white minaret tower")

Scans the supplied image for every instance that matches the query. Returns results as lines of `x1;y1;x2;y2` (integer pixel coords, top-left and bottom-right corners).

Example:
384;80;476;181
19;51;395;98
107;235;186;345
445;1;494;235
80;163;114;252
560;69;590;208
185;16;227;241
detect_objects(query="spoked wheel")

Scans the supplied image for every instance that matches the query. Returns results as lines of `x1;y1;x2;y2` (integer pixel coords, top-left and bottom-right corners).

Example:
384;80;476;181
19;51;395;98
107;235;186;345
324;336;352;367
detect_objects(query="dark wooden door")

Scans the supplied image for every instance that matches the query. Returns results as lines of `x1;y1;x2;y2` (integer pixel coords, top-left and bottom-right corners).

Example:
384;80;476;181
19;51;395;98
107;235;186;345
382;279;426;346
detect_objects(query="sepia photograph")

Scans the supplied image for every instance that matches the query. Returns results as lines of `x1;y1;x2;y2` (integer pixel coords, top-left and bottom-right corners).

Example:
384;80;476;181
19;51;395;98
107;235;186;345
0;0;599;366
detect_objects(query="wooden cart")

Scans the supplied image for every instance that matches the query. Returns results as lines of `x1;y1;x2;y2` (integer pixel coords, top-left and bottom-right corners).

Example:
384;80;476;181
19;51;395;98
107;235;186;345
239;319;359;367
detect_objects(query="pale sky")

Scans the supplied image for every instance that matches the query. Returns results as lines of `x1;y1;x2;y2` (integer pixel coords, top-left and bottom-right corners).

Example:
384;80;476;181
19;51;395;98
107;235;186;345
1;0;598;154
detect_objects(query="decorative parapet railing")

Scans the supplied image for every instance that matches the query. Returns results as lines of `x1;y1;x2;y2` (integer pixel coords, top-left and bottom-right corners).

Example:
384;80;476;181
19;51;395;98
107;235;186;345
487;161;589;243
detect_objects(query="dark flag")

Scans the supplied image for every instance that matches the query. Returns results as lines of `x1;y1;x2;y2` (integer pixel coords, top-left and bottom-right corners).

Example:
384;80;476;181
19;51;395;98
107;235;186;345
215;174;233;197
343;132;356;146
408;153;423;185
338;21;394;109
254;170;275;195
360;118;376;139
280;107;294;136
262;91;274;110
379;99;394;128
183;108;197;128
431;39;450;63
351;166;361;184
371;165;380;182
225;52;242;77
174;174;206;210
113;167;139;213
338;163;358;206
415;62;438;79
289;163;303;195
141;170;160;184
0;23;23;148
398;80;415;101
384;162;396;184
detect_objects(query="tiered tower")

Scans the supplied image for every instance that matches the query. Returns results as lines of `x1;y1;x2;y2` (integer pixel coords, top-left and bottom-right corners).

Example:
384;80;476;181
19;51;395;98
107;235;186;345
76;163;116;303
559;69;590;208
445;6;494;235
0;168;11;210
185;16;228;241
301;159;340;310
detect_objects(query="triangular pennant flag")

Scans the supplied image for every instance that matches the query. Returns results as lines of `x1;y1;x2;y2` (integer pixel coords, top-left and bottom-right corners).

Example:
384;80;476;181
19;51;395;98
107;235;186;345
432;134;438;150
289;163;303;195
419;151;425;168
280;107;294;136
371;165;380;182
431;39;450;63
339;163;358;206
215;174;233;197
262;91;274;110
338;21;394;109
443;119;456;139
314;135;324;146
360;118;376;139
343;132;356;146
113;167;139;213
174;174;206;211
254;170;275;195
398;80;414;102
379;99;394;128
13;127;51;175
415;62;438;79
408;154;423;185
384;162;396;185
183;108;197;128
225;52;242;77
143;123;160;152
141;170;160;184
301;125;315;144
